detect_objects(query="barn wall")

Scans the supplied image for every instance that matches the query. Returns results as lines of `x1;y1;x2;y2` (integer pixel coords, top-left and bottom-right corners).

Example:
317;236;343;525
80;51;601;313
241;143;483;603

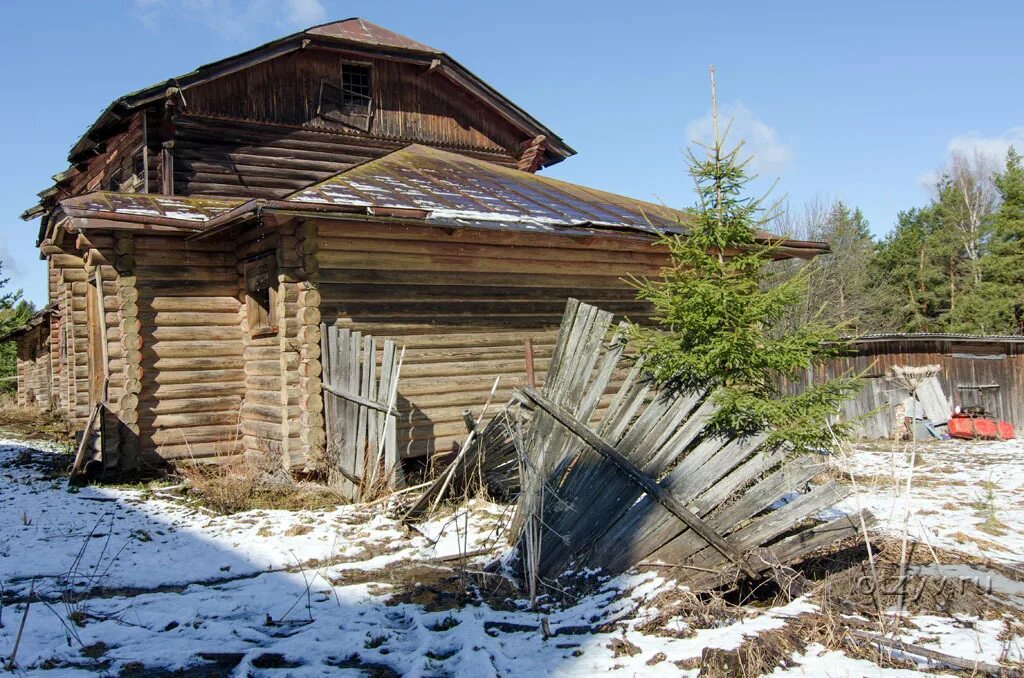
16;324;51;409
130;234;245;462
782;339;1024;439
312;219;663;460
183;49;523;153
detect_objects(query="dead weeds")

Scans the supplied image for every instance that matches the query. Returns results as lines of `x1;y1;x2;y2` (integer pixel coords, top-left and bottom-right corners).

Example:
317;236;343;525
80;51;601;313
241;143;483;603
804;536;1024;621
0;398;73;447
175;456;345;515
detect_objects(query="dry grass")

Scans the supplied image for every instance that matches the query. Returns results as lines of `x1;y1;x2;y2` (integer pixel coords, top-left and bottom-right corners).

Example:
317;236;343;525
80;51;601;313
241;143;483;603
0;396;72;447
806;536;1024;621
175;454;346;515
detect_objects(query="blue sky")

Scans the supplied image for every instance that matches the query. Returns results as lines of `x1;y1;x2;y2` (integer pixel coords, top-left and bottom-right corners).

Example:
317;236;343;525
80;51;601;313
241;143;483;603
2;0;1022;307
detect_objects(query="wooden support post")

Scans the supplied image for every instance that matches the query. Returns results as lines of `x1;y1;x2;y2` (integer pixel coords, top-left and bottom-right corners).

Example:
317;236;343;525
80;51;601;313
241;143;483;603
521;387;759;579
524;337;536;388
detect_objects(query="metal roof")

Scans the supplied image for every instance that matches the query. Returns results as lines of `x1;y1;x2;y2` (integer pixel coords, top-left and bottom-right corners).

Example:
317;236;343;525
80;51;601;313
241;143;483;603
290;144;689;234
55;144;829;257
61;193;246;227
847;333;1024;344
305;18;439;53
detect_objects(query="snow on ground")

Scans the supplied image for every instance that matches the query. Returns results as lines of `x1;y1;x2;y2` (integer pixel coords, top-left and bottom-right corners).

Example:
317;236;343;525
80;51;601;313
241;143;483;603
837;439;1024;562
0;436;1022;676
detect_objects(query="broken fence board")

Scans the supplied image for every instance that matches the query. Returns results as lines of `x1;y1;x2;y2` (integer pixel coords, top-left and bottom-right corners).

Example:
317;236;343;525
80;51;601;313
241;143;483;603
522;387;758;579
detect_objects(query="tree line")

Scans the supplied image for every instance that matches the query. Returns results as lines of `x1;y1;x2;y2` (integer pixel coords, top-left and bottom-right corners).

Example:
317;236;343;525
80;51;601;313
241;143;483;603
772;147;1024;336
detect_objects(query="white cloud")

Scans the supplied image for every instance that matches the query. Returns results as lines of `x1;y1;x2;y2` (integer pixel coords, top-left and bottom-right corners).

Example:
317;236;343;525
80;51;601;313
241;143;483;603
947;127;1024;164
133;0;327;39
684;102;793;176
917;127;1024;190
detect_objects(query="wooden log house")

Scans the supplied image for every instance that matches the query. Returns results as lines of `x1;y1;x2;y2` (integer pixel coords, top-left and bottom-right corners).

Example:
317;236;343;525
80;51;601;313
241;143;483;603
16;18;825;474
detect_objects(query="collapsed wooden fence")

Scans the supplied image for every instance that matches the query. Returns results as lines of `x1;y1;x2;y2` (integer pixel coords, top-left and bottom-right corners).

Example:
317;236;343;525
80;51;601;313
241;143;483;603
508;299;873;592
320;325;404;500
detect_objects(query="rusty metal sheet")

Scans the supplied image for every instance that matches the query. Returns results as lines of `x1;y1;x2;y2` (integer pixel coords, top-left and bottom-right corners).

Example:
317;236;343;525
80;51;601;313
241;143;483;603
306;18;439;53
60;193;246;223
288;144;690;236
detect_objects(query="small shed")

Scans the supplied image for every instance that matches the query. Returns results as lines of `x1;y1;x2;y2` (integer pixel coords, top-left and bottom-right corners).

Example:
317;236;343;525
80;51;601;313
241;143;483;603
786;333;1024;439
3;308;55;409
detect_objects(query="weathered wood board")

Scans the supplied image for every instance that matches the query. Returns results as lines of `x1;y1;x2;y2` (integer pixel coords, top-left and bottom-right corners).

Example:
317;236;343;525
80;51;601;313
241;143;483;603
512;299;874;589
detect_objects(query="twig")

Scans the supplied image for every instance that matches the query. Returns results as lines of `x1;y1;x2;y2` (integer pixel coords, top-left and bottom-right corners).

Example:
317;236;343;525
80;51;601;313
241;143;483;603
847;628;1020;677
5;579;33;671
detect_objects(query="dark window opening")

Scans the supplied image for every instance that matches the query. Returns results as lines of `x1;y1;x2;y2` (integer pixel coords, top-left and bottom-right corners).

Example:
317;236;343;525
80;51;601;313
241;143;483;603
130;147;147;192
317;63;373;131
341;64;371;114
245;254;279;336
106;167;123;192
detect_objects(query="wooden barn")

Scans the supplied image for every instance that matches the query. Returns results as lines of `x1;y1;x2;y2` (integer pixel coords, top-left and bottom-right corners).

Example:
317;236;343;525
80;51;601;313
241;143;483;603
16;18;824;481
784;333;1024;439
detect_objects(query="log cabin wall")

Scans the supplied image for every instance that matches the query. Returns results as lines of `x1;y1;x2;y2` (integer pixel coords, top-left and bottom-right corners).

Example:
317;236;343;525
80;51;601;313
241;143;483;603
129;234;245;462
235;221;285;463
78;233;131;467
15;324;51;409
312;219;664;461
48;246;90;425
47;260;65;412
171;116;517;199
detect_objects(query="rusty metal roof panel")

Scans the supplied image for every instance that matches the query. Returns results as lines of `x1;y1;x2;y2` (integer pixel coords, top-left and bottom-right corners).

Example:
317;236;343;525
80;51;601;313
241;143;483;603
288;144;686;235
305;18;439;54
61;193;246;223
849;333;1024;344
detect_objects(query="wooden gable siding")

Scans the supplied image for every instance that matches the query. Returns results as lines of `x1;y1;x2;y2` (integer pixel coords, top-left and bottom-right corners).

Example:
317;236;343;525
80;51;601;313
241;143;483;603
183;50;524;155
312;220;664;460
16;324;51;409
171;115;518;198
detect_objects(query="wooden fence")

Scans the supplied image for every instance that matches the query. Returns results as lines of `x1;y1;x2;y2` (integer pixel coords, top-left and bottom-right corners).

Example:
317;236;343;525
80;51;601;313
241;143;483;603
320;325;404;500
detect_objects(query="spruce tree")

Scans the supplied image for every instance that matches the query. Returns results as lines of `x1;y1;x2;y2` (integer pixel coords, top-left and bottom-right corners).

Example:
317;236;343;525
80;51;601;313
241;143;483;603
627;70;860;451
0;261;33;394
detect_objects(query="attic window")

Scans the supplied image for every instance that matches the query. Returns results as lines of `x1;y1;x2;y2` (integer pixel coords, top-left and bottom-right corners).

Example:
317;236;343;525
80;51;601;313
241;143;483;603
106;168;123;192
317;63;373;131
244;254;279;337
342;64;371;113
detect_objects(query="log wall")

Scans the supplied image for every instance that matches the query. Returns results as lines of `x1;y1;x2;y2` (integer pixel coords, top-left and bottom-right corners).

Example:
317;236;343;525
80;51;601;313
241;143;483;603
15;324;51;409
313;220;664;460
236;221;284;462
172;115;517;198
131;235;245;461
